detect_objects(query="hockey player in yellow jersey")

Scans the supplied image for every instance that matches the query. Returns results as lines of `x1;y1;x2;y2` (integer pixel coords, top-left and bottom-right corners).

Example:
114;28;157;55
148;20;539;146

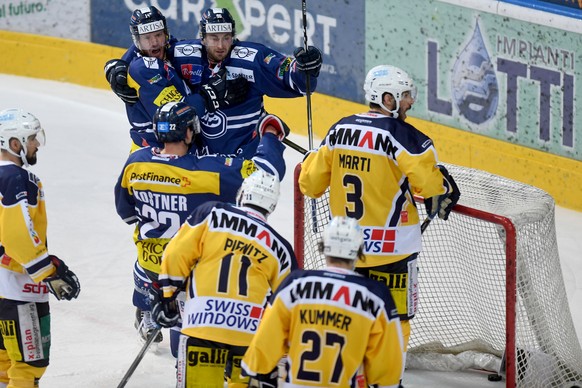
299;65;460;383
152;169;298;388
114;102;288;353
0;109;80;388
242;216;404;387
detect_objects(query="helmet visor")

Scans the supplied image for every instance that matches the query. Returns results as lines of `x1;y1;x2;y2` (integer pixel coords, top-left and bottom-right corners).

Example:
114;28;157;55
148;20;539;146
29;129;45;147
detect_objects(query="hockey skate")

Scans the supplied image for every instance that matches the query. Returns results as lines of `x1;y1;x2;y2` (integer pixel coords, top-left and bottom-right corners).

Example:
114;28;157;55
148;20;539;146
134;308;163;344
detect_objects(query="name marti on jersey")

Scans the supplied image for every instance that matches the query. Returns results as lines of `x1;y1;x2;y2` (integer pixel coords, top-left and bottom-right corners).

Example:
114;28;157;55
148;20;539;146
209;209;291;272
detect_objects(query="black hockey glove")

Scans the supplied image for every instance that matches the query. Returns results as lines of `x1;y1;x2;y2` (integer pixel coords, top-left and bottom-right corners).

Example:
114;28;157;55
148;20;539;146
246;366;278;388
104;59;139;105
293;46;322;77
199;68;249;113
43;255;81;301
424;165;461;221
255;113;290;141
150;283;180;328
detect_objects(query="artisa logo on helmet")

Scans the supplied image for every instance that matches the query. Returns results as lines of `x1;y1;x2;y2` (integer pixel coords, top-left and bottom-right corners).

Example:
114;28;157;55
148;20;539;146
138;20;165;34
206;23;232;33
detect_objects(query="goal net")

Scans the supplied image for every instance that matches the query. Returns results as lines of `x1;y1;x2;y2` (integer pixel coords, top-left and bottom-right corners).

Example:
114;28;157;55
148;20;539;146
293;162;582;388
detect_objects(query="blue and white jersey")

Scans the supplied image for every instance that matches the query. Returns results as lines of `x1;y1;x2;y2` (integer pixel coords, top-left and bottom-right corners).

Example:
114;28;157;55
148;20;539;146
124;49;208;151
171;39;317;158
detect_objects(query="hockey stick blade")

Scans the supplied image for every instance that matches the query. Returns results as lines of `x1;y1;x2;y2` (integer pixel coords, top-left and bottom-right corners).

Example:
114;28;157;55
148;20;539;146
116;328;162;388
283;138;307;155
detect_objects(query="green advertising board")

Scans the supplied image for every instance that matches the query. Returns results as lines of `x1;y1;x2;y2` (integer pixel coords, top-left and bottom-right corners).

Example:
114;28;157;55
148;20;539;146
367;0;580;161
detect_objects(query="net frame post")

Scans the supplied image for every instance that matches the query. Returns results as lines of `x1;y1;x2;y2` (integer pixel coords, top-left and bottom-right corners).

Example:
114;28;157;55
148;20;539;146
454;205;517;388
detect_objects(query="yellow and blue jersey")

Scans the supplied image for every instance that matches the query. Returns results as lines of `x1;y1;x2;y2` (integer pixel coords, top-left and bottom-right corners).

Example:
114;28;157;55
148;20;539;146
114;133;286;275
0;162;55;302
242;267;404;387
299;112;449;267
158;201;298;347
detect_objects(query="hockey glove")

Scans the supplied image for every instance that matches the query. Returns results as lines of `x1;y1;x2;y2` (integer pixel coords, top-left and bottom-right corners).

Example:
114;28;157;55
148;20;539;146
199;68;249;113
43;255;81;301
150;283;180;328
424;165;461;221
293;46;322;77
255;113;290;141
246;366;278;388
104;59;139;105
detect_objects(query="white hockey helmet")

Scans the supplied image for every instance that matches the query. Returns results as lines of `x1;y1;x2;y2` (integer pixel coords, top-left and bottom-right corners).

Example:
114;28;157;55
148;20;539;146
323;216;364;260
0;109;45;166
237;169;280;216
363;65;417;119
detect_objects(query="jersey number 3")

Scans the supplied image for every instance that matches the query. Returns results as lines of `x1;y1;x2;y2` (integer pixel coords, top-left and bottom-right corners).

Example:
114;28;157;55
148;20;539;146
343;174;363;220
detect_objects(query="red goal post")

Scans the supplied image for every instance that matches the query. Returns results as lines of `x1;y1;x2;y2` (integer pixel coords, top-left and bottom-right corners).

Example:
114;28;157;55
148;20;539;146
293;162;582;388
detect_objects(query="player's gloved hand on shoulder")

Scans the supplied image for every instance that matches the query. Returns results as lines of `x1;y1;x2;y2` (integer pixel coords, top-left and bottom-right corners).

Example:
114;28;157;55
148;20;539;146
43;255;80;301
293;46;322;77
150;283;180;328
424;165;461;221
255;113;290;141
104;59;139;105
199;68;249;113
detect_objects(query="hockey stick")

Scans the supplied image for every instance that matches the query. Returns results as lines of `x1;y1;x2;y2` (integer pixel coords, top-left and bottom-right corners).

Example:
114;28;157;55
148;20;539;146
116;328;162;388
420;216;432;234
301;0;314;149
299;0;321;233
283;138;307;155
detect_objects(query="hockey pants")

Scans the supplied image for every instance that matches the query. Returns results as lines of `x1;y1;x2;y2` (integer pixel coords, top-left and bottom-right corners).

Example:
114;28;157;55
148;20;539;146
0;299;50;388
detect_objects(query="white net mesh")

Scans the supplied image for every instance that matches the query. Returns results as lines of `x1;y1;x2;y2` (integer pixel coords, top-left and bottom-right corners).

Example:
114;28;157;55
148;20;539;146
294;163;582;387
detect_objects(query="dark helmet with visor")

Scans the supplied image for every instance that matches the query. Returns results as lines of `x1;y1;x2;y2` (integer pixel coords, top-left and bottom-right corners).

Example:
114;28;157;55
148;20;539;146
153;102;200;143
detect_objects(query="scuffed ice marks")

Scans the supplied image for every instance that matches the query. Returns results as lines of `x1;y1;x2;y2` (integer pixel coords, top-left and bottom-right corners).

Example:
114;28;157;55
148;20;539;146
451;22;498;125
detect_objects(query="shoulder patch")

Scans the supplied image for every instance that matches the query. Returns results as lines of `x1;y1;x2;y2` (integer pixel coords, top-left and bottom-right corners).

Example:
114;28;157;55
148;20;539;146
174;44;202;58
231;46;258;62
148;74;163;84
264;53;275;64
142;57;159;69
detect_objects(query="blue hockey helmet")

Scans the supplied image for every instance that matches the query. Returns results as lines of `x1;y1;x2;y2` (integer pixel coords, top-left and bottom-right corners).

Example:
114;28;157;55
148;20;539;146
153;102;200;143
129;6;169;52
200;8;236;38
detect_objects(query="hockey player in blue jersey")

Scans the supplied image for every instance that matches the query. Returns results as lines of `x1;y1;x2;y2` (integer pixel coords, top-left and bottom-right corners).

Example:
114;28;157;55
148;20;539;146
104;6;249;151
106;7;322;158
114;101;289;351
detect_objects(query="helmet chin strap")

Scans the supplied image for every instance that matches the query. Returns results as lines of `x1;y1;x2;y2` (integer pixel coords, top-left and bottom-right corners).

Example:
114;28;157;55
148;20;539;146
6;142;29;167
379;99;400;119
